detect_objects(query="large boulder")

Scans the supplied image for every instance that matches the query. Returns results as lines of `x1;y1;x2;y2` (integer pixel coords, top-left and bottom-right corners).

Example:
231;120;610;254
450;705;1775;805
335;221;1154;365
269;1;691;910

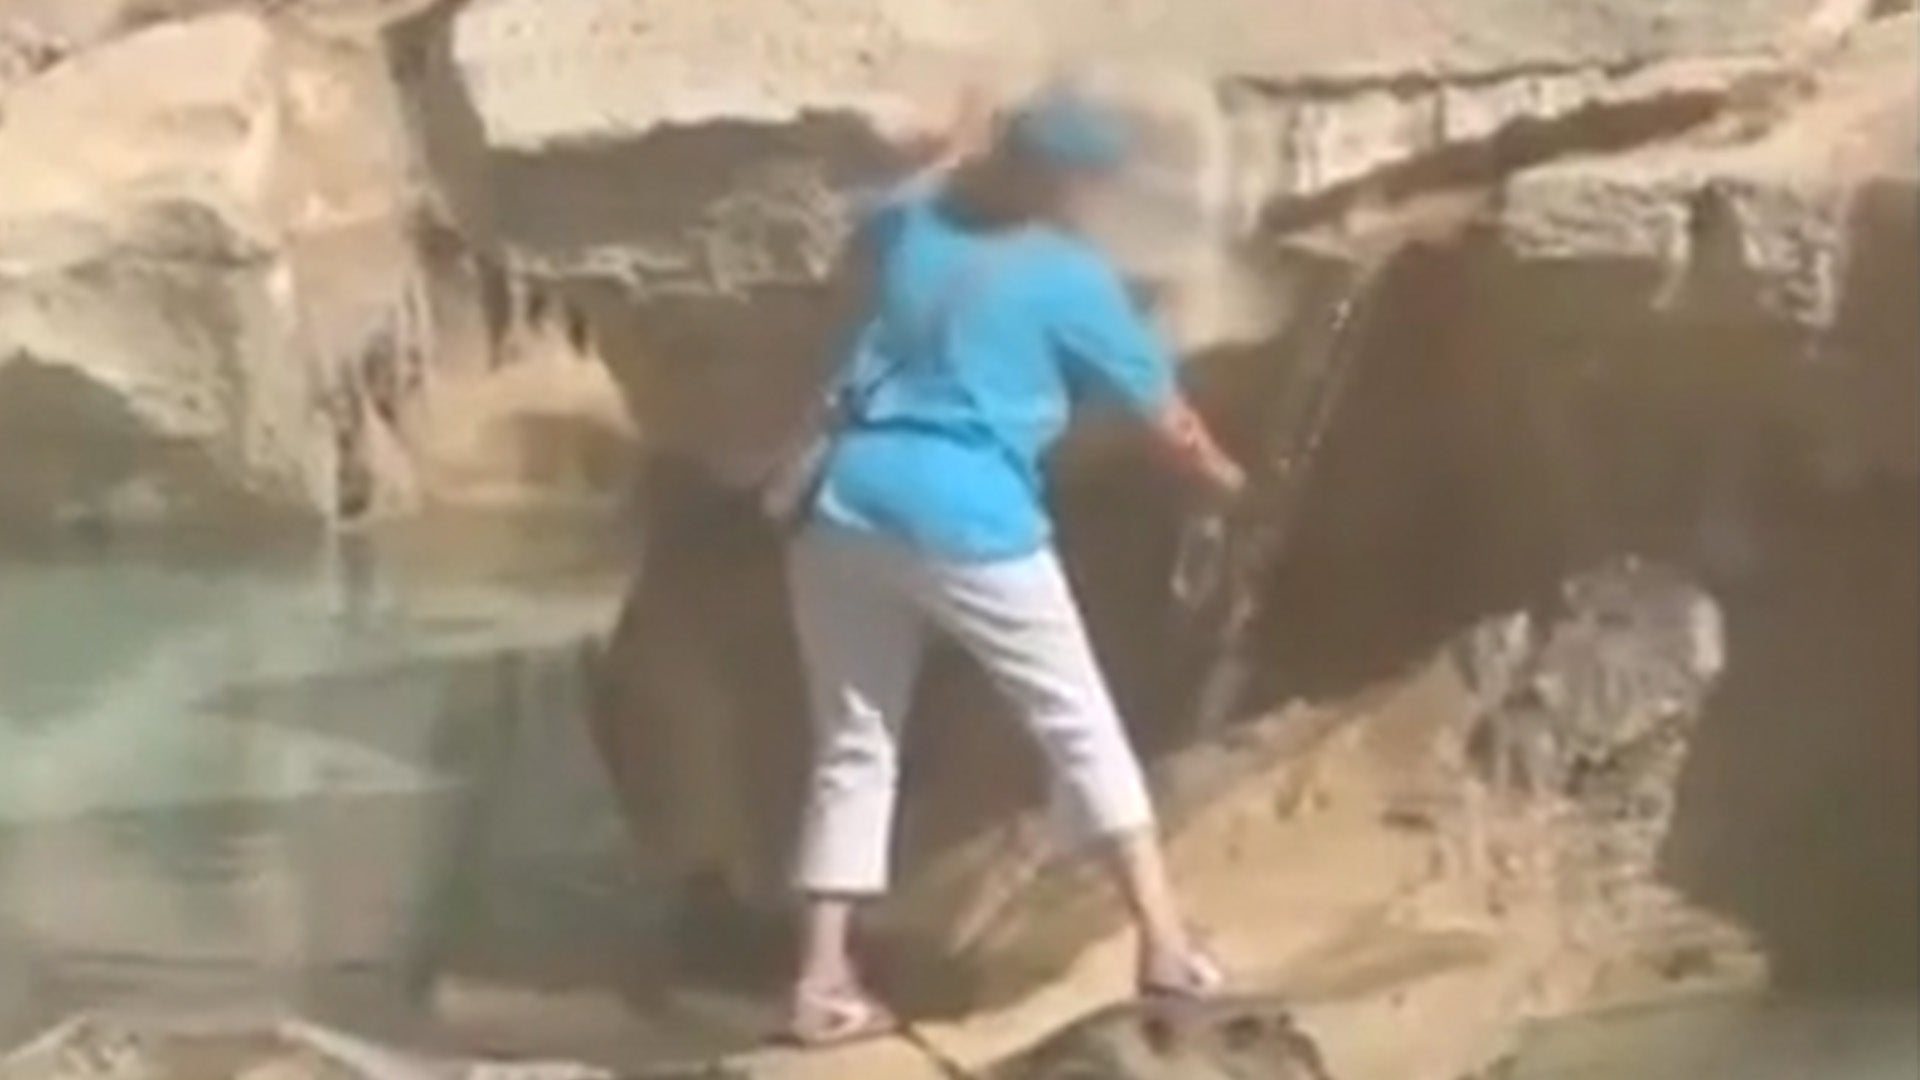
3;0;1910;1071
418;0;1875;469
878;560;1758;1078
583;3;1915;992
0;7;636;532
443;0;1852;148
0;0;450;50
0;560;1756;1080
1469;20;1918;991
1466;12;1917;577
0;13;416;525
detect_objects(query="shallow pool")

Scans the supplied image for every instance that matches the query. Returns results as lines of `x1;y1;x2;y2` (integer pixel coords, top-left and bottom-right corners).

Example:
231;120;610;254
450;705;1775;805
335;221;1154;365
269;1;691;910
0;515;685;1051
3;517;1914;1076
1507;995;1920;1080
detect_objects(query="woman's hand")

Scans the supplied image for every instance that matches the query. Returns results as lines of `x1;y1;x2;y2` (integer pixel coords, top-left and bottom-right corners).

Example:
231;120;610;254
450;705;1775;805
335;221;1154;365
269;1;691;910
873;78;1000;172
1201;452;1248;502
1152;397;1246;503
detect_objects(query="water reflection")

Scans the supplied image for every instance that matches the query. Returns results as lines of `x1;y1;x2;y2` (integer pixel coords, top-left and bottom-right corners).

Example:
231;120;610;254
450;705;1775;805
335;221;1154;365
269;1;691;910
0;515;672;1054
4;515;1913;1076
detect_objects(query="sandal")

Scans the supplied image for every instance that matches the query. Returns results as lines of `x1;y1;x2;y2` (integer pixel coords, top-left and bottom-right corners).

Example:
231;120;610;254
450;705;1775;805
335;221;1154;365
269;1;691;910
782;982;901;1048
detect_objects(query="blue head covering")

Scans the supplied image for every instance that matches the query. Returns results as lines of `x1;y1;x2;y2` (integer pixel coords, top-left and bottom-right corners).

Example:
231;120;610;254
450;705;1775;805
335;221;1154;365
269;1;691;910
1004;84;1132;174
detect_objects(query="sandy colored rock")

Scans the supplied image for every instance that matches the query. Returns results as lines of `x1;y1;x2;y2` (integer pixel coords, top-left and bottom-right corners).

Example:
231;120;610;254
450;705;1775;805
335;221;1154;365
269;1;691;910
446;0;1849;148
692;1041;945;1080
409;0;1886;481
4;0;1905;522
889;559;1759;1080
0;9;638;529
1498;16;1917;329
0;14;343;524
0;0;448;50
0;1019;364;1080
0;3;1912;1074
582;26;1908;1068
985;995;1331;1080
1475;11;1918;566
409;272;636;511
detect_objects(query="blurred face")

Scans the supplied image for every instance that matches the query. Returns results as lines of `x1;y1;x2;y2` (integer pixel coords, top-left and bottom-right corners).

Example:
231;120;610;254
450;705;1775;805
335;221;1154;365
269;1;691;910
994;145;1123;230
1055;165;1129;231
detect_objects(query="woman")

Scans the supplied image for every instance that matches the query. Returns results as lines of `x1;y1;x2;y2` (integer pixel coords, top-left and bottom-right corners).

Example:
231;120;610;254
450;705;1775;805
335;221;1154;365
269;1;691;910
784;83;1247;1045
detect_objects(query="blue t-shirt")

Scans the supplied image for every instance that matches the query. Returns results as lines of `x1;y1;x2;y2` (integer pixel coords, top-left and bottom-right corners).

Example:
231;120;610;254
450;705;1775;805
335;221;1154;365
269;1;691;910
812;185;1177;563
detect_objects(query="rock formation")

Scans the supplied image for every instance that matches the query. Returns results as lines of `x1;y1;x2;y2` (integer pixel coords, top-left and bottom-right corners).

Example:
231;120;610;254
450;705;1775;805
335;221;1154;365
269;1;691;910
4;0;1905;523
0;559;1764;1080
0;11;411;524
853;558;1756;1080
0;0;1914;1077
576;5;1913;1075
0;3;632;532
415;0;1892;467
1472;13;1918;576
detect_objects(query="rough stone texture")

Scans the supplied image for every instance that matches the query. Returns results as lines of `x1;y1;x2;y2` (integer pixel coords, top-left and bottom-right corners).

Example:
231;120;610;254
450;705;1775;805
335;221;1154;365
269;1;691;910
983;996;1331;1080
413;0;1878;477
0;1020;376;1080
0;563;1755;1080
445;0;1846;148
407;267;637;510
1484;13;1919;506
586;20;1913;1052
0;0;447;49
0;17;64;91
575;23;1910;1076
0;7;638;529
591;455;810;913
0;14;319;522
0;1;1914;1076
0;13;412;524
883;561;1756;1078
581;560;1755;1080
3;0;1899;523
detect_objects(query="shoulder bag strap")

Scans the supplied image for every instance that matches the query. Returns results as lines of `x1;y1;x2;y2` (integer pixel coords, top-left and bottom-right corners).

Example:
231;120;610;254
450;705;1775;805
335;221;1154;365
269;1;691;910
837;227;1032;425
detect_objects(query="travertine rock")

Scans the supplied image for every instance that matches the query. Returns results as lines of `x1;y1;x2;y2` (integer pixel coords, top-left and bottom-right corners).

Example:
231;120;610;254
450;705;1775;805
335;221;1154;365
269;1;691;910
0;9;636;528
3;0;1900;526
0;551;1756;1080
444;0;1849;148
0;13;414;523
1;3;1913;1072
1470;13;1917;580
571;23;1910;1080
573;561;1753;1080
0;0;448;49
986;996;1331;1080
884;561;1757;1080
418;0;1878;476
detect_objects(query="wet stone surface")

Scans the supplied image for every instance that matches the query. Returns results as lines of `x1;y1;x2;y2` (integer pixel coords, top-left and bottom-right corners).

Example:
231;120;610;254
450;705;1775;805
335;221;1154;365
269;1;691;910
986;996;1332;1080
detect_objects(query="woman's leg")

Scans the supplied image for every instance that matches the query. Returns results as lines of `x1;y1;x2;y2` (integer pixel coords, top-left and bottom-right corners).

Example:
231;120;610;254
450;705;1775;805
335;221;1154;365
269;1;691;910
786;530;928;1010
917;548;1210;988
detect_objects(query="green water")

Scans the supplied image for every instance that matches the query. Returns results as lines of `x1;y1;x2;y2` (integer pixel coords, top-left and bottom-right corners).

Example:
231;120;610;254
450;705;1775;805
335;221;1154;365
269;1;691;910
0;514;670;1049
2;516;1913;1076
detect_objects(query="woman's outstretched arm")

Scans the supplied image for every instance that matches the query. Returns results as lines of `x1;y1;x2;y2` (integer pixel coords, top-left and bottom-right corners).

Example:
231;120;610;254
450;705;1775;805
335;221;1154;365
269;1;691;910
1147;396;1246;500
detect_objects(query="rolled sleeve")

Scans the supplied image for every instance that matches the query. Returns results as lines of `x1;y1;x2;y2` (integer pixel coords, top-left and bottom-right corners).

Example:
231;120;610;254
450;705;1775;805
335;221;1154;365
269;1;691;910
1049;256;1178;416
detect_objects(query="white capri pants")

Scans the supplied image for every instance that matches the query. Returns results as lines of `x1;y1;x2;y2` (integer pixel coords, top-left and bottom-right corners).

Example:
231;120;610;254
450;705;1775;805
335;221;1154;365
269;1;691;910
786;526;1157;896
